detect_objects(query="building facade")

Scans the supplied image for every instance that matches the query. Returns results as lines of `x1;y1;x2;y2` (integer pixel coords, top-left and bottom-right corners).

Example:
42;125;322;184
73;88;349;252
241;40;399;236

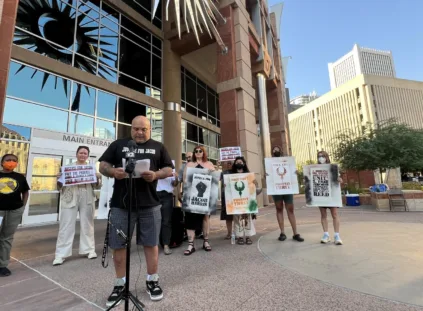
328;44;396;90
288;74;423;165
0;0;290;225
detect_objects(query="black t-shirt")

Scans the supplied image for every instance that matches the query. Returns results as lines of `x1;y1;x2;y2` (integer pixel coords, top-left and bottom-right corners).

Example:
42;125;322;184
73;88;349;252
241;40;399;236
0;171;30;211
99;138;173;209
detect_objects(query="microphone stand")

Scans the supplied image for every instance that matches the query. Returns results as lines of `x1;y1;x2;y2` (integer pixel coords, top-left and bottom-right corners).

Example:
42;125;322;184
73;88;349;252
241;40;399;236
106;151;145;311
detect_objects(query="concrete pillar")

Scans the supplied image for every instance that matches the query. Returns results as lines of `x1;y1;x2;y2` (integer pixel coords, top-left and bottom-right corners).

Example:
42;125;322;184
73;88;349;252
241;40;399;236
0;0;19;124
217;4;265;206
162;39;182;173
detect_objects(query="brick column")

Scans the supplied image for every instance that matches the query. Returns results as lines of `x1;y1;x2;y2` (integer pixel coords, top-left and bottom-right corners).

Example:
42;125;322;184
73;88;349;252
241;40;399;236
0;0;18;124
217;4;265;205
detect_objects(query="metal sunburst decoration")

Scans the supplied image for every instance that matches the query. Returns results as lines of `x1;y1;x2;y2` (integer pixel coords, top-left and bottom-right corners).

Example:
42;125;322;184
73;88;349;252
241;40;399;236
14;0;118;111
152;0;228;53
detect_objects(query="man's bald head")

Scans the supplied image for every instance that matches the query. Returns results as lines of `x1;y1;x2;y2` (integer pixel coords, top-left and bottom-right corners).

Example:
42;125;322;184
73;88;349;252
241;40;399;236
131;116;151;143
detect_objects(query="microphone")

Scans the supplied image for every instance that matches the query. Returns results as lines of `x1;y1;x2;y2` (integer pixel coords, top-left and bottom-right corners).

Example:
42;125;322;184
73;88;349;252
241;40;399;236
125;140;137;174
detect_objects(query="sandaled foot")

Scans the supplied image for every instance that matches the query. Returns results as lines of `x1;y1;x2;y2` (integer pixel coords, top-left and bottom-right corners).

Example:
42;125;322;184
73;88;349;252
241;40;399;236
203;239;212;251
245;237;253;245
224;235;231;240
237;237;245;245
184;242;195;256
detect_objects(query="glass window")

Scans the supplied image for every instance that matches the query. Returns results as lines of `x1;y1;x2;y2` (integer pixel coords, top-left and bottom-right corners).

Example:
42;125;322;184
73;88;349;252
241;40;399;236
119;37;151;84
199;128;208;145
181;73;185;101
117;123;131;139
100;2;120;26
7;62;70;110
97;90;117;120
118;73;150;96
95;119;116;139
28;193;59;216
117;98;147;124
4;98;68;132
185;104;197;116
71;82;95;115
1;123;31;141
186;141;197;154
197;85;207;113
185;77;196;107
209;147;218;160
151;55;161;89
69;113;94;136
120;16;151;50
209;131;217;148
186;123;198;142
181;139;186;153
74;12;100;61
152;131;162;142
148;108;163;132
207;92;216;118
98;25;119;69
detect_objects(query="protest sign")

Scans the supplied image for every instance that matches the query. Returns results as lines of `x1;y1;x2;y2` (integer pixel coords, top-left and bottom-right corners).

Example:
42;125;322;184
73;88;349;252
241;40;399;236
265;157;299;195
224;173;258;215
60;165;97;186
219;147;242;162
304;164;342;207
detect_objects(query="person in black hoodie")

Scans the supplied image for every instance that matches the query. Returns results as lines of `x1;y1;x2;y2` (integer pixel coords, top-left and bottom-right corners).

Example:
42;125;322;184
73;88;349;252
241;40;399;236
0;154;30;277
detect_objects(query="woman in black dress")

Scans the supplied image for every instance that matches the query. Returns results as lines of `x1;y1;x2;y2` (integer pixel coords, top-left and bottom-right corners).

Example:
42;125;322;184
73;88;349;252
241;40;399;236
183;146;215;255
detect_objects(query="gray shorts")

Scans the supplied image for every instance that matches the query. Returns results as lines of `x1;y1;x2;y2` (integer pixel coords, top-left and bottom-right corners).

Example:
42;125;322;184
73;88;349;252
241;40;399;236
108;206;162;249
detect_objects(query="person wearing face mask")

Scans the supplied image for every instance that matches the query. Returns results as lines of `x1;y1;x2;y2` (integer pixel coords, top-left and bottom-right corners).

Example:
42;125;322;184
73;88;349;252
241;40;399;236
53;146;101;266
227;157;262;245
316;151;343;245
270;146;304;242
0;154;30;277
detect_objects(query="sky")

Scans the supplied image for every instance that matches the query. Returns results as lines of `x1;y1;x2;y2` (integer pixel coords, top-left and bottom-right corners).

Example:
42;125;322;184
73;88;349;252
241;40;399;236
268;0;423;99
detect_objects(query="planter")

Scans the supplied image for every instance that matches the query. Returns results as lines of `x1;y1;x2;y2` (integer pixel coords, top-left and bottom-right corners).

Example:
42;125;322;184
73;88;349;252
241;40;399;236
371;190;423;211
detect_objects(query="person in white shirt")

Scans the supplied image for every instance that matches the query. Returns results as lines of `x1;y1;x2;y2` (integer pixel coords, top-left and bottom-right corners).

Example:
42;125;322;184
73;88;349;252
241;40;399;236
157;168;179;255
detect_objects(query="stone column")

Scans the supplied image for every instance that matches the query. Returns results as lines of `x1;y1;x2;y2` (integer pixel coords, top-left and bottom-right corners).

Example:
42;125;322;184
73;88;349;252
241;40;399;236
162;39;182;172
217;4;265;206
0;0;19;124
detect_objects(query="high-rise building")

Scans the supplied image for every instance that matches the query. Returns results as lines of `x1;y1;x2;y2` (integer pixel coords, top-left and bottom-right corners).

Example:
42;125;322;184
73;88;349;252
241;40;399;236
328;44;396;89
289;91;319;112
288;74;423;164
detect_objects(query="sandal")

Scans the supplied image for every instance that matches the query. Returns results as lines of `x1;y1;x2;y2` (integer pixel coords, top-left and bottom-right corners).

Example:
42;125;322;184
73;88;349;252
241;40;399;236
184;241;195;256
203;239;212;252
246;237;253;245
237;237;245;245
224;235;231;240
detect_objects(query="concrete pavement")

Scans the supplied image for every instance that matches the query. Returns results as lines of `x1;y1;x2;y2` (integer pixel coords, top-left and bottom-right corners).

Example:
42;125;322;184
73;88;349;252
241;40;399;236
2;199;423;311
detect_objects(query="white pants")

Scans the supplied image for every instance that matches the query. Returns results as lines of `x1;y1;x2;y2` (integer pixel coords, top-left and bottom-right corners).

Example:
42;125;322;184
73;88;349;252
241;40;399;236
234;214;256;238
55;200;95;258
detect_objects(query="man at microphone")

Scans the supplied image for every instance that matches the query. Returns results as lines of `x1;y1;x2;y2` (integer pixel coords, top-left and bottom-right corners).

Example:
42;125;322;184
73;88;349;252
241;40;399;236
99;116;173;306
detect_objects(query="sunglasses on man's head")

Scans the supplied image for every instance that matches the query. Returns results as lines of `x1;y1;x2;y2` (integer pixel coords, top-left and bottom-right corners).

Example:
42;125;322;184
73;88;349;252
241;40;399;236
195;150;203;153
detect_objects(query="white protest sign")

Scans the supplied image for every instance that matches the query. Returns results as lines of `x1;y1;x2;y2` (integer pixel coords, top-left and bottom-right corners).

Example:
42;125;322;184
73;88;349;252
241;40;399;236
304;164;342;207
188;173;212;213
59;165;97;186
219;146;242;162
265;157;299;195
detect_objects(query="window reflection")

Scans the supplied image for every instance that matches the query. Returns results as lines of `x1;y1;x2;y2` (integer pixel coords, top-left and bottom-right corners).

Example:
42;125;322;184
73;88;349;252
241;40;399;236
4;98;68;132
152;131;162;142
119;37;151;84
117;123;131;139
1;123;31;141
69;113;94;136
95;119;116;139
7;62;70;109
97;90;117;120
98;26;118;69
71;82;95;115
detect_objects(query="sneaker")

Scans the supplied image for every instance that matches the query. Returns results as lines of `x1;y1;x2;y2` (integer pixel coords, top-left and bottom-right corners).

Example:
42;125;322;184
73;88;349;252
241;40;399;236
278;233;287;241
0;267;11;277
321;234;330;244
53;257;65;266
88;252;97;259
146;274;163;301
163;245;172;255
293;234;304;242
106;279;125;307
334;235;343;245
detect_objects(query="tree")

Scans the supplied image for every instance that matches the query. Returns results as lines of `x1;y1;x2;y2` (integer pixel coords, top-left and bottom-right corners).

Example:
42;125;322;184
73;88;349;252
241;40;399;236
296;160;316;187
331;119;423;181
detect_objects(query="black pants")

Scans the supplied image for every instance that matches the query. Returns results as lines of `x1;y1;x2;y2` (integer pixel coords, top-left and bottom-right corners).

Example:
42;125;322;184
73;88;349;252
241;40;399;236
158;191;173;246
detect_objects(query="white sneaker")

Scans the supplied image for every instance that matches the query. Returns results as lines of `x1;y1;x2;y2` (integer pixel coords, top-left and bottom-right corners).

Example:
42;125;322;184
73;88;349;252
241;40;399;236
320;234;330;244
53;257;65;266
88;252;97;259
334;235;343;245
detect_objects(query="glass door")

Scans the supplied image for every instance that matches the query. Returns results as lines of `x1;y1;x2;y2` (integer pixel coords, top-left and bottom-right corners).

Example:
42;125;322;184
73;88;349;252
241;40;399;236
23;154;62;225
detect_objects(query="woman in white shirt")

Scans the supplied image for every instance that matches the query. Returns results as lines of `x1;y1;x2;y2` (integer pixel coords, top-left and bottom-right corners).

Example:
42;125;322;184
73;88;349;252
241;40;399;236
53;146;101;265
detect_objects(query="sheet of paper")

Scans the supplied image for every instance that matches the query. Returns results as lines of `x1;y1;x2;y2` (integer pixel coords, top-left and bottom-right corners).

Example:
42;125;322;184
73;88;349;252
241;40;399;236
132;159;151;178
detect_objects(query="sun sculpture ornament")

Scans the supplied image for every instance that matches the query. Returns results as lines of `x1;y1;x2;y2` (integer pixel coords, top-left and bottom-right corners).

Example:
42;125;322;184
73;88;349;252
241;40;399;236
151;0;228;53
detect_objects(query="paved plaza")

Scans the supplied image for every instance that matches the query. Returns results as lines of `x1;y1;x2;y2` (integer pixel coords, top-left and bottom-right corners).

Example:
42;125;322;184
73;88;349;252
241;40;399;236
2;197;423;311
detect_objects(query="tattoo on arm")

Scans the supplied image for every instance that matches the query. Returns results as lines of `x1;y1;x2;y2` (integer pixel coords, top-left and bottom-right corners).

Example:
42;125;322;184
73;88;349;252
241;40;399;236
100;162;114;178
